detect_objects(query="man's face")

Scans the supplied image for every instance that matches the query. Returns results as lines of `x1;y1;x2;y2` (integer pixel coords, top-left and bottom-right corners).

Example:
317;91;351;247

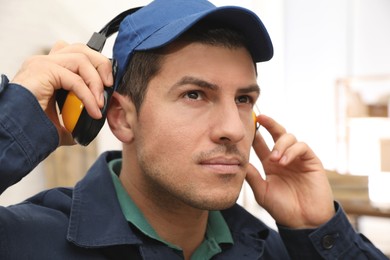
131;42;259;210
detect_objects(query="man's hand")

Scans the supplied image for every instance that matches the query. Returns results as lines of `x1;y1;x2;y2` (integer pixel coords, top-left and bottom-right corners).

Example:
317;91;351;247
246;114;335;228
11;41;113;146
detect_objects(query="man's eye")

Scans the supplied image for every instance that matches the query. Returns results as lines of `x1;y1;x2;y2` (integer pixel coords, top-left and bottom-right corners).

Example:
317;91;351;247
236;95;252;104
185;91;202;100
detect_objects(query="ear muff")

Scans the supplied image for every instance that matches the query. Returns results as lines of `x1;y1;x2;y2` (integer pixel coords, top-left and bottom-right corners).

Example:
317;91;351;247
61;91;84;133
57;86;114;145
55;7;141;146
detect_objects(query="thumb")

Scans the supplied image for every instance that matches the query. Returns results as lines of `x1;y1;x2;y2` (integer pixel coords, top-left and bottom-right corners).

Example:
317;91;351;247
245;164;267;206
49;40;69;54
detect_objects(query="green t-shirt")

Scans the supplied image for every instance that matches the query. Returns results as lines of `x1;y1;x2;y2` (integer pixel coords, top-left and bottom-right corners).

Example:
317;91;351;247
108;159;233;260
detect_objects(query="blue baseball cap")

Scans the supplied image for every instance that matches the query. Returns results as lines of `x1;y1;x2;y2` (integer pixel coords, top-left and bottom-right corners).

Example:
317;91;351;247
113;0;273;85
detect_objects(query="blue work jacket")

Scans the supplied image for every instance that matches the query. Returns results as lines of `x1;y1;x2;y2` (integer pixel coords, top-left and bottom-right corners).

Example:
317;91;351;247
0;75;387;259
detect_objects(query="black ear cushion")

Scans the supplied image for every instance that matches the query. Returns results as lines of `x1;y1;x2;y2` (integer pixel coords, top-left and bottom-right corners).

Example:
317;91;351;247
55;89;68;112
72;87;114;145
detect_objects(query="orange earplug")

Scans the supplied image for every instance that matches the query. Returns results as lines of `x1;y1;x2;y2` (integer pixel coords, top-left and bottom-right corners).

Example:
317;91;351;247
252;111;259;130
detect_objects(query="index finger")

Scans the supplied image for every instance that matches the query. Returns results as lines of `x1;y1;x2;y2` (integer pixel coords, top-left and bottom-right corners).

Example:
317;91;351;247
257;114;287;142
51;43;114;88
252;130;271;162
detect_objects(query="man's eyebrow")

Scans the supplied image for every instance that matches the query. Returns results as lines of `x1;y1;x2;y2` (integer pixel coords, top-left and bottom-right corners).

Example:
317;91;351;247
169;76;218;92
169;76;260;95
237;84;261;95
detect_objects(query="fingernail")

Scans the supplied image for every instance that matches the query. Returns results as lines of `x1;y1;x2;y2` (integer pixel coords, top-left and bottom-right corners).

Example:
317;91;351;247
271;150;279;158
280;155;287;164
107;73;114;86
96;107;102;118
100;92;105;106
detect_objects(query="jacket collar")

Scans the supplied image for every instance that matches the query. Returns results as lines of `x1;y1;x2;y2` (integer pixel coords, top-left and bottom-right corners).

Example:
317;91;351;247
66;151;141;247
219;205;270;259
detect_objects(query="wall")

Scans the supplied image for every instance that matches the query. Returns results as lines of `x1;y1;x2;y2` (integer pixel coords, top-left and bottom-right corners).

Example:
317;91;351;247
352;0;390;75
282;0;390;171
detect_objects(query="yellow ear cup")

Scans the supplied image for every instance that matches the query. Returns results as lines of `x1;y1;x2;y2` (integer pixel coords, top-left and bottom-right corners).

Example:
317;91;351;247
61;91;84;133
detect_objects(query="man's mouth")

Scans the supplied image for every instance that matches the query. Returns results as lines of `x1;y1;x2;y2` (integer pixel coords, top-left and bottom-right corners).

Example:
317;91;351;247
199;156;243;174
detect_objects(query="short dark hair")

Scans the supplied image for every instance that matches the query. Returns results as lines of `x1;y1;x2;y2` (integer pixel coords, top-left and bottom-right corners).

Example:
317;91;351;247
116;21;251;112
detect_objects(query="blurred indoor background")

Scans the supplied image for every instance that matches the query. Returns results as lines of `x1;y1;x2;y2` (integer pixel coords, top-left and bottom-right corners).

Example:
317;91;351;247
1;0;389;255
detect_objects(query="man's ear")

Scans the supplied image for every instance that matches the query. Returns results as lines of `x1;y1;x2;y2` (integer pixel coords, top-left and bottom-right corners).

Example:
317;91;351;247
107;92;137;143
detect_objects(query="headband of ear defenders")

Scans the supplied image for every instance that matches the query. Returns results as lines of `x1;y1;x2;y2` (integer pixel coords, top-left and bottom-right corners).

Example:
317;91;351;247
55;7;142;146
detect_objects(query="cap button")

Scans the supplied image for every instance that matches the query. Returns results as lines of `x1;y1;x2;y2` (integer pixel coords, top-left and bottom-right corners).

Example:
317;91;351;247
322;234;337;249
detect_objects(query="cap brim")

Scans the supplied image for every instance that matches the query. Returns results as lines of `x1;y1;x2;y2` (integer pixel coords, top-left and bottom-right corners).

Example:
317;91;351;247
134;6;273;62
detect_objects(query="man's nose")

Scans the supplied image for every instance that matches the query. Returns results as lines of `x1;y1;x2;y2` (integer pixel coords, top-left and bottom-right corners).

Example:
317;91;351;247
209;105;246;144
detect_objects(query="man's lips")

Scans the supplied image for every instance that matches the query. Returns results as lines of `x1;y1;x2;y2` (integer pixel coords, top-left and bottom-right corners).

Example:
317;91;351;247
199;157;243;174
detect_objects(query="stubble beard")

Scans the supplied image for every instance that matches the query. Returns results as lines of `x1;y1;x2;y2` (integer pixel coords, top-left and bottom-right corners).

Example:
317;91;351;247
135;145;246;211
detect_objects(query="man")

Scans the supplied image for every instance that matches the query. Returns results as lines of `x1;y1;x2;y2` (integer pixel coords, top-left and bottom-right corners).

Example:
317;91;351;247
0;0;387;259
